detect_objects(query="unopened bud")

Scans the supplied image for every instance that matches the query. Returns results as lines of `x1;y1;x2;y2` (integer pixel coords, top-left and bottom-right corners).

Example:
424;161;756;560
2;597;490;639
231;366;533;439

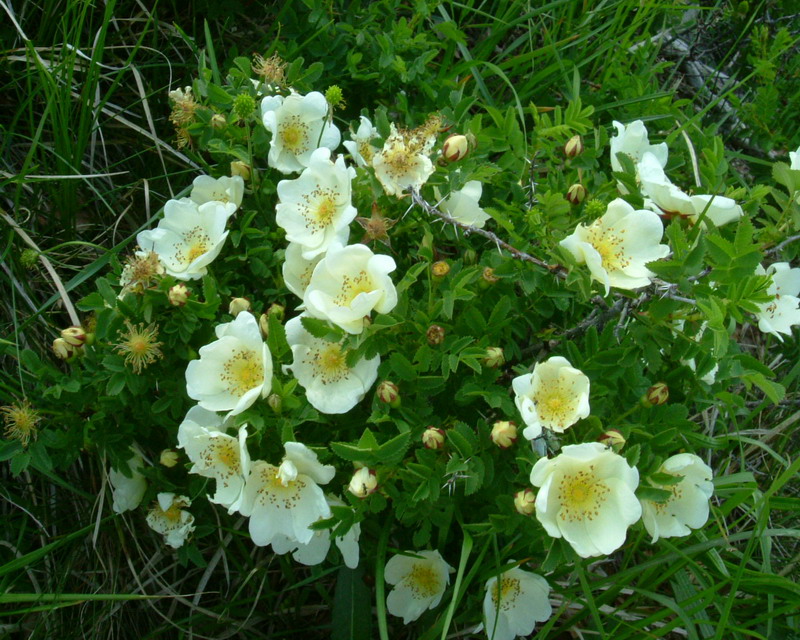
480;267;498;287
432;261;450;279
230;160;251;180
564;134;584;158
599;428;626;452
441;134;470;162
159;449;179;468
644;382;669;406
268;303;285;322
233;93;256;119
427;324;445;346
422;427;446;450
566;183;586;205
348;467;377;498
229;297;251;317
20;248;39;269
267;393;282;414
52;337;77;360
463;249;477;265
514;488;536;515
168;283;190;307
259;313;269;338
211;113;227;129
376;381;400;407
61;326;87;347
482;347;505;368
491;420;517;449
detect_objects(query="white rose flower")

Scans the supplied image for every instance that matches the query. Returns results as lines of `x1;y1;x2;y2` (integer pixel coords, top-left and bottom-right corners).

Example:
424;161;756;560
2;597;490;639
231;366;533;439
641;453;713;543
610;120;668;192
190;175;244;208
530;442;641;558
755;262;800;340
261;91;341;174
483;567;552;640
177;406;250;514
385;550;453;624
560;198;669;295
270;495;361;569
441;181;491;228
276;147;357;259
185;311;273;418
512;356;590;440
283;242;324;301
109;452;147;514
304;242;398;334
239;442;335;547
372;123;435;197
790;145;800;170
343;115;379;168
284;315;379;414
137;198;237;280
145;493;195;549
639;153;742;227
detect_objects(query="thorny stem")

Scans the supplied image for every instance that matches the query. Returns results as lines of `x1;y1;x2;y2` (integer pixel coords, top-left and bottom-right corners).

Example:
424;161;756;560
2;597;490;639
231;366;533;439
410;189;567;277
766;233;800;255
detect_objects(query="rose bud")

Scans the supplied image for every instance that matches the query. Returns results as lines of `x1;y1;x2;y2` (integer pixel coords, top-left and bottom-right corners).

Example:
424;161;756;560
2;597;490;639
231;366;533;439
441;134;470;163
491;420;517;449
514;488;536;515
228;297;251;317
564;134;584;158
422;427;446;450
348;467;378;498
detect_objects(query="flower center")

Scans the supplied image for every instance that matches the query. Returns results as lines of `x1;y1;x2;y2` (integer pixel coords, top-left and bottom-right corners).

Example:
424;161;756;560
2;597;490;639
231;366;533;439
407;564;441;598
588;224;630;272
491;576;521;611
336;270;376;306
214;439;240;471
279;116;310;153
558;467;609;522
222;349;263;396
180;226;212;264
315;196;336;226
358;141;374;164
532;380;577;428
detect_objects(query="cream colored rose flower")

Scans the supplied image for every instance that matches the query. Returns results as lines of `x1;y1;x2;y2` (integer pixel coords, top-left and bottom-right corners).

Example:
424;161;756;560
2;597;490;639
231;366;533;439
638;152;742;227
372;123;435;197
343;115;379;168
512;356;590;440
641;453;713;543
146;493;195;549
190;175;244;208
304;242;397;334
441;181;491;228
177;406;250;514
560;198;669;295
284;315;379;414
385;550;453;624
610;120;668;193
261;91;341;174
276;147;357;259
239;442;335;547
530;442;641;558
109;452;147;514
483;567;552;640
185;311;272;418
136;198;237;280
755;262;800;340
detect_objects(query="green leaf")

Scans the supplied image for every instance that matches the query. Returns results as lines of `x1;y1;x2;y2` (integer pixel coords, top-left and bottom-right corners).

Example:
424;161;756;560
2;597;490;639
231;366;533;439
638;486;672;503
375;432;410;467
332;565;372;640
649;471;684;486
300;316;344;341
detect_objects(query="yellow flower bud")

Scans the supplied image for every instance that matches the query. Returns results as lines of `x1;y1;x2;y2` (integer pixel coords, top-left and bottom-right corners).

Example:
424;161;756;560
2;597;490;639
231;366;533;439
229;297;251;317
564;134;584;158
490;420;517;449
441;134;470;162
267;393;282;414
348;467;377;498
52;337;77;360
514;488;536;515
598;428;626;452
432;260;450;279
230;160;251;180
422;427;446;450
159;449;179;468
259;313;269;339
61;326;87;347
376;381;400;407
211;113;227;129
566;183;587;205
644;382;669;406
168;283;190;306
426;324;445;346
480;267;498;287
482;347;505;368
